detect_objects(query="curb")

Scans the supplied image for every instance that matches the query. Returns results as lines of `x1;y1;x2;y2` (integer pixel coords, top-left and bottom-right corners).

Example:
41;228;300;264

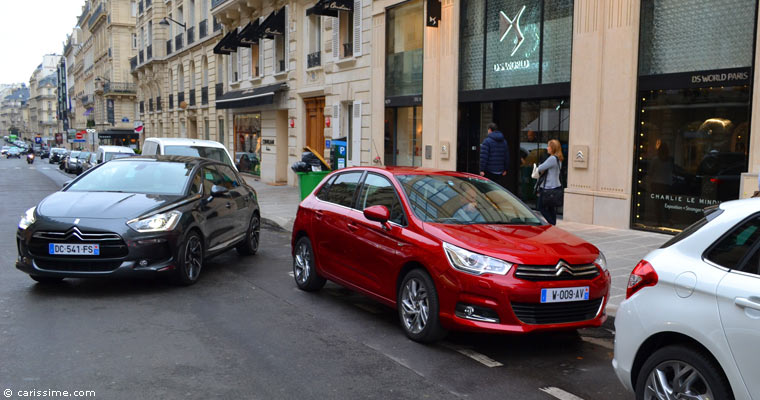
261;216;290;233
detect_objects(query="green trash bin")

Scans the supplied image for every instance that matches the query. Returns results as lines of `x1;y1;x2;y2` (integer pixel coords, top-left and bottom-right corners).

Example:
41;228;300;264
296;171;331;201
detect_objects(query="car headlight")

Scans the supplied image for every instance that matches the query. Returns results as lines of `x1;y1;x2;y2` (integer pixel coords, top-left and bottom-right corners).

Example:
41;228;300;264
127;210;181;232
594;251;608;271
442;242;512;276
19;206;36;230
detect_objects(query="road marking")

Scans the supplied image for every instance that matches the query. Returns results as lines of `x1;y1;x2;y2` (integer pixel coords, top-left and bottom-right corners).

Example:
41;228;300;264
580;336;614;350
441;343;503;368
288;271;294;277
539;387;585;400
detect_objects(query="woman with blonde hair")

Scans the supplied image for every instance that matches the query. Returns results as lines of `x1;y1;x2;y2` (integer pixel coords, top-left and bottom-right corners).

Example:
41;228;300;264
536;139;564;225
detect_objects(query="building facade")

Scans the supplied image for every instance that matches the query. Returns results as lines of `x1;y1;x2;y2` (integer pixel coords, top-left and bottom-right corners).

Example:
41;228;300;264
28;61;59;140
132;0;225;149
0;84;30;137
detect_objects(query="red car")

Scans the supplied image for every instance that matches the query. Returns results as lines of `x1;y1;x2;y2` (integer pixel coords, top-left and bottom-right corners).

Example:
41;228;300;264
291;167;611;342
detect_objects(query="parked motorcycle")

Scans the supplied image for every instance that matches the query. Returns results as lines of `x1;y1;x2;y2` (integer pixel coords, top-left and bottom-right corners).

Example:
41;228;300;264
26;153;35;164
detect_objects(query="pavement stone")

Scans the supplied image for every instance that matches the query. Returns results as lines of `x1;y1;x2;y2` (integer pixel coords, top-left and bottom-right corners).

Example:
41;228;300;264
242;175;671;316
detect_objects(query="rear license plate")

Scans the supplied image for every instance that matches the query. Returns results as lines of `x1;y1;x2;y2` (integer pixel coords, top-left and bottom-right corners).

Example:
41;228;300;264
49;243;100;256
540;286;589;303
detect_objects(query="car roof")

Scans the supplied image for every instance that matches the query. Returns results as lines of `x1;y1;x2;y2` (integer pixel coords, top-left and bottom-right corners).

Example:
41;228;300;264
144;137;226;148
332;166;482;179
98;145;134;152
111;154;228;167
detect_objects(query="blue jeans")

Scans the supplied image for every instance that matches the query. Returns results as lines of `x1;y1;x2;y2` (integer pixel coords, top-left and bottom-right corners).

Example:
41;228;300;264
538;193;557;225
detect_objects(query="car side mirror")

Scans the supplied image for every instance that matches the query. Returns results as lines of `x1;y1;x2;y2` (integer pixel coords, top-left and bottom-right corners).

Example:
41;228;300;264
364;205;391;229
210;185;229;197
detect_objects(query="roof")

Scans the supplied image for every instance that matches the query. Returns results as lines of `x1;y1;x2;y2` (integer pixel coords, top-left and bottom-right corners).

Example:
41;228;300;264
4;87;29;101
38;75;58;86
97;145;135;153
113;154;228;166
144;137;227;148
332;165;481;178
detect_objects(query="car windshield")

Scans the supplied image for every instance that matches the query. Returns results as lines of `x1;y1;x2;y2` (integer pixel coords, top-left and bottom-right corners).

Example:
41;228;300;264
66;160;193;195
396;174;543;225
77;152;90;159
164;145;233;166
105;152;132;161
70;151;80;158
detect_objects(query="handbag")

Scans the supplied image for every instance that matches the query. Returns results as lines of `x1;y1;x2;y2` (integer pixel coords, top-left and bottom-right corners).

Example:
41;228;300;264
531;163;540;179
542;187;564;208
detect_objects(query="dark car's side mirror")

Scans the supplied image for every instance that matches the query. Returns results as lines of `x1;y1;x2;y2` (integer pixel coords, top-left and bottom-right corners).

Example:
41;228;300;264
364;205;391;229
211;185;229;197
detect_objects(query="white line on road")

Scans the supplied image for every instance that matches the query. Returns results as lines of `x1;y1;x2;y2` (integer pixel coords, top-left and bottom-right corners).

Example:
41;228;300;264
288;271;294;277
539;387;585;400
440;343;503;368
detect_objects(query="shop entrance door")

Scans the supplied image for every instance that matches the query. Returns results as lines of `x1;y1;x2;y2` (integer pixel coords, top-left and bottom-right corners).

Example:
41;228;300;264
304;96;326;157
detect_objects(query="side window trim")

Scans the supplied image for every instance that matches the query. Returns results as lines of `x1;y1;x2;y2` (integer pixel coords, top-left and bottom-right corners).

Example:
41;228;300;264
702;212;760;272
315;174;337;202
350;171;368;210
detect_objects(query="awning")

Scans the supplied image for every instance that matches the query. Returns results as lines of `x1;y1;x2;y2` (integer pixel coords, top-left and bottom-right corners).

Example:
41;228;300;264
213;30;239;55
216;82;286;109
259;7;286;39
306;0;352;17
98;129;139;140
238;19;261;45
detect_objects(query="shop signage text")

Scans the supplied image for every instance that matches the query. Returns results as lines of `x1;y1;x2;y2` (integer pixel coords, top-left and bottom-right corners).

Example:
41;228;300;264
493;59;530;72
649;193;720;214
691;71;750;84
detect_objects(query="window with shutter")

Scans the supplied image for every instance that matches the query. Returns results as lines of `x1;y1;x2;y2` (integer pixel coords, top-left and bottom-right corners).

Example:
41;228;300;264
332;16;339;60
284;5;289;71
352;100;362;165
332;104;340;141
353;0;362;57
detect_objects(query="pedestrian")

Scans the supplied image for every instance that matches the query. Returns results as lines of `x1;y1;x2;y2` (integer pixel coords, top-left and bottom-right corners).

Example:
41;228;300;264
479;123;510;187
536;139;564;225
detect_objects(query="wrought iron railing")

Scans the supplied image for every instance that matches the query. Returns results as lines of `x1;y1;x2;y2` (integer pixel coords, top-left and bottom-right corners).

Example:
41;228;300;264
104;82;136;94
201;86;208;105
187;27;195;45
199;20;207;39
88;2;105;28
189;89;196;106
307;51;321;68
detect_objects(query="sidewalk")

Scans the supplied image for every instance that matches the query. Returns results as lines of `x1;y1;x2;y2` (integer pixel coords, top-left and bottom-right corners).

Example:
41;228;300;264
241;175;670;316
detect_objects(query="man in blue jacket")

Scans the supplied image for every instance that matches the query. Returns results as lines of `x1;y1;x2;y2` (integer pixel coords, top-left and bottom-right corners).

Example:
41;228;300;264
479;123;510;186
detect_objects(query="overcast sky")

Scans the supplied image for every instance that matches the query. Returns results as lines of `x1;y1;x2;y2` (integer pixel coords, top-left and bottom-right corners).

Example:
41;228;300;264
0;0;83;84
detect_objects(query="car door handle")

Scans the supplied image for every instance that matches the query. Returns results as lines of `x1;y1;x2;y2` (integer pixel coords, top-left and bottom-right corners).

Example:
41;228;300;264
314;210;324;220
347;222;359;232
735;297;760;312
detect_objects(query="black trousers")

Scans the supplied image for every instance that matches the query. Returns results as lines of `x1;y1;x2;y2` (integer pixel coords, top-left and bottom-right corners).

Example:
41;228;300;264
538;193;557;225
484;171;507;188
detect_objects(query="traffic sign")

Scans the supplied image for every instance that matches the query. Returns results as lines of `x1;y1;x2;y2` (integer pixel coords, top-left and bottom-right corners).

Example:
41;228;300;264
122;117;130;123
75;131;83;140
34;137;41;144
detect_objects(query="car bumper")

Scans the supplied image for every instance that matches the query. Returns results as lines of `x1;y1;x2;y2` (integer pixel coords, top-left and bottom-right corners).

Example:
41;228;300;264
16;217;183;279
435;267;611;334
611;297;643;393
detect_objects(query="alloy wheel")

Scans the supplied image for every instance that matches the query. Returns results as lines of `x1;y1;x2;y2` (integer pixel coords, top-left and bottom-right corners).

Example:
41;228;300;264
294;241;311;284
250;215;260;252
644;360;714;400
400;278;429;334
184;235;203;281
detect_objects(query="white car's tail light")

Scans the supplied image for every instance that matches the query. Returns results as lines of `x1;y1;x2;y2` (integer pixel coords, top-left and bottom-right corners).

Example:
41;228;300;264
626;260;658;299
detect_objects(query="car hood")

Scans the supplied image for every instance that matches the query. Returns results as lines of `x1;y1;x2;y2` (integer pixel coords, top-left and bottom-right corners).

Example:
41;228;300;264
425;223;599;265
38;191;183;219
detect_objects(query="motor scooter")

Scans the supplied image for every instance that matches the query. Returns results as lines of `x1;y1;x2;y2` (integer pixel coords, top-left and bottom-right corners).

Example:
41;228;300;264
26;153;35;164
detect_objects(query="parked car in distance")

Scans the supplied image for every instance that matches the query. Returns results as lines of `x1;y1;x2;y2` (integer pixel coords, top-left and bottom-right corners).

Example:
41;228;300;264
235;152;260;175
291;167;611;342
61;150;80;171
142;138;237;171
66;151;90;174
1;145;10;155
80;152;99;174
95;145;135;164
6;147;22;158
16;156;261;285
613;201;760;400
49;148;67;164
39;148;50;159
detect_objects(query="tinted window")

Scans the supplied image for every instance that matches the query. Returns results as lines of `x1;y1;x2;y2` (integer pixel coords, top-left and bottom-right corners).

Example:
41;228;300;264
164;145;233;167
215;165;241;189
315;175;336;201
396;174;542;225
326;172;363;208
67;161;193;195
202;167;225;195
358;174;406;225
706;215;760;269
189;171;202;194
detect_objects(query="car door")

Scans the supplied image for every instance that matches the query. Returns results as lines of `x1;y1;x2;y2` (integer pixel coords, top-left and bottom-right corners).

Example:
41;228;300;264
200;166;238;250
312;171;364;282
711;214;760;397
214;164;249;238
345;173;411;300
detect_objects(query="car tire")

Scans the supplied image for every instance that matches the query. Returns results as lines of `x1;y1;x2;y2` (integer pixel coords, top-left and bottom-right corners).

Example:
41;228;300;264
635;344;733;400
30;275;64;284
236;212;260;255
293;236;326;292
173;231;204;286
397;269;447;343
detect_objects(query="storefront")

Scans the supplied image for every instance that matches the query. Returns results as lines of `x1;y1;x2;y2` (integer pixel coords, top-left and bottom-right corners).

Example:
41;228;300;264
631;0;756;233
457;0;573;205
98;130;140;150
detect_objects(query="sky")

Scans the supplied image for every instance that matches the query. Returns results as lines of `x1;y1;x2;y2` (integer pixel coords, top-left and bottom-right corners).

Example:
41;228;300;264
0;0;84;84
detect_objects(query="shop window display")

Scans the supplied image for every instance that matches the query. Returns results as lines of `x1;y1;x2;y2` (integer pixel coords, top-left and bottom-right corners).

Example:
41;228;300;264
234;114;262;176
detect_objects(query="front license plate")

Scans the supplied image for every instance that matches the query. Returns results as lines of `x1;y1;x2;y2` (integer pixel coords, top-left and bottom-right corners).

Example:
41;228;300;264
49;243;100;256
540;286;589;303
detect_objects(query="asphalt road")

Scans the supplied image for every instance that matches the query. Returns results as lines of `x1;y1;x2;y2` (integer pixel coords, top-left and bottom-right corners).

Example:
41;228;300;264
0;157;631;400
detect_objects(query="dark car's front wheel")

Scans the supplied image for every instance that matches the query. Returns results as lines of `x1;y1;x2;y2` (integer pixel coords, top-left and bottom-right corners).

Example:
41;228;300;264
398;269;446;343
174;231;204;286
293;236;325;291
236;213;260;255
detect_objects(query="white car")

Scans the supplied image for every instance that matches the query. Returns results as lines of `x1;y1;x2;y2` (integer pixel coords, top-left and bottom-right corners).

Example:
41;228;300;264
613;200;760;400
95;145;135;164
141;138;236;170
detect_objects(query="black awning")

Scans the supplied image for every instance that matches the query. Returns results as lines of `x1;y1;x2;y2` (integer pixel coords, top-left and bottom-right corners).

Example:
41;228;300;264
306;0;352;17
216;82;286;109
213;30;239;55
238;20;261;45
259;7;285;39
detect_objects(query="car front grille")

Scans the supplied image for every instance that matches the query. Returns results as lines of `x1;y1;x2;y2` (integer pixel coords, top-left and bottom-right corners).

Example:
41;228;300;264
34;259;121;272
514;263;599;281
511;297;604;325
29;228;128;258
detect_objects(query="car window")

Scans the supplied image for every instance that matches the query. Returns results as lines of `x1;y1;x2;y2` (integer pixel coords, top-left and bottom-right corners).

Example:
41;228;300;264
326;172;363;208
315;175;336;201
215;165;241;189
358;174;406;225
142;141;157;155
66;161;193;195
163;145;233;167
706;215;760;269
189;171;203;195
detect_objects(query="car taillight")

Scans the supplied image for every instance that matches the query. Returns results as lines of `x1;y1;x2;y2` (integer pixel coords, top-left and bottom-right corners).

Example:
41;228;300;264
626;260;658;299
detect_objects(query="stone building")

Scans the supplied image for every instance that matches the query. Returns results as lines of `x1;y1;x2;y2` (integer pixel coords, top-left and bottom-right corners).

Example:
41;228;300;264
0;84;29;137
28;60;59;140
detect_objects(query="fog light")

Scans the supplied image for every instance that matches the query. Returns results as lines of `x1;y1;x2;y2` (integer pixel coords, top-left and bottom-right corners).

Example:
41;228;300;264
139;260;149;267
455;303;500;323
464;306;475;316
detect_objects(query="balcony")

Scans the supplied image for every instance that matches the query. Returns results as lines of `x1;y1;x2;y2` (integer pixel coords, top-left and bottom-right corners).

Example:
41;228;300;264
138;0;143;14
168;94;173;109
215;83;223;98
199;19;207;39
156;96;162;111
201;86;208;105
81;95;93;105
104;82;136;95
211;0;231;9
166;39;172;55
189;89;196;106
213;16;221;32
187;27;195;45
130;56;137;71
177;91;185;105
147;45;152;60
139;101;144;114
175;33;183;51
307;51;321;68
88;3;105;28
139;50;144;64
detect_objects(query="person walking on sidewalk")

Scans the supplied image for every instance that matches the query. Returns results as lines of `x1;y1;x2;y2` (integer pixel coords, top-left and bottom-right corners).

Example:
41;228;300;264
479;123;510;187
536;139;564;225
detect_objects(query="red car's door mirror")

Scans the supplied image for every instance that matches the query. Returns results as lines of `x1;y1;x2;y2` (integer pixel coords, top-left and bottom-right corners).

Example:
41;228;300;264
364;205;390;224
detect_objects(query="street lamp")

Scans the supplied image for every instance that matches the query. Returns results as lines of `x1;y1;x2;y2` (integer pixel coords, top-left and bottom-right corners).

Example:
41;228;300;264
159;17;187;31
